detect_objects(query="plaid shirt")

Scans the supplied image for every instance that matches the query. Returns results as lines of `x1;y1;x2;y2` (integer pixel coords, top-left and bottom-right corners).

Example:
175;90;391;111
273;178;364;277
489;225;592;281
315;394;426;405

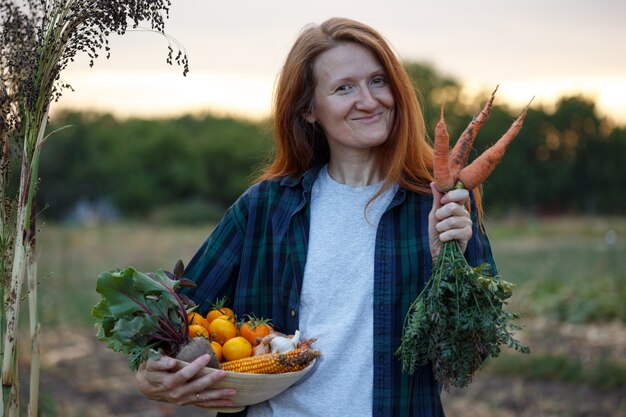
183;166;496;417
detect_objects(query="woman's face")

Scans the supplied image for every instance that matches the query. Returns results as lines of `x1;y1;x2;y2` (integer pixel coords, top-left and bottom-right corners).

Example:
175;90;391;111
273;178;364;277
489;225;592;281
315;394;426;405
304;42;395;157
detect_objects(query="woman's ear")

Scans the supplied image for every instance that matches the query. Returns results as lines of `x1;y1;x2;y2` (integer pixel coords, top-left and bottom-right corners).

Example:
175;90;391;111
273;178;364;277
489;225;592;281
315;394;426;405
303;112;316;124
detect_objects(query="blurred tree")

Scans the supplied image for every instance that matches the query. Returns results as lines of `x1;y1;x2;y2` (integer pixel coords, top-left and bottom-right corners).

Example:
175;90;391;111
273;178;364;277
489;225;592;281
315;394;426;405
37;65;625;222
404;61;467;137
39;112;272;221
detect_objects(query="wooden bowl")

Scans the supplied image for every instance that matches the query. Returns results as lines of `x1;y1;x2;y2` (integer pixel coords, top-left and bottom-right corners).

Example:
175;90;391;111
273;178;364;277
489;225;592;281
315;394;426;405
173;359;316;413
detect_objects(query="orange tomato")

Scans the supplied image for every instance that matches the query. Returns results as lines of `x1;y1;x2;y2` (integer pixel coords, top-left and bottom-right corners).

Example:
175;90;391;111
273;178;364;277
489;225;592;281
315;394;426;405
239;321;272;345
206;298;235;323
211;341;223;362
206;308;235;323
208;317;237;344
215;314;237;325
187;312;210;331
188;324;209;338
222;336;252;361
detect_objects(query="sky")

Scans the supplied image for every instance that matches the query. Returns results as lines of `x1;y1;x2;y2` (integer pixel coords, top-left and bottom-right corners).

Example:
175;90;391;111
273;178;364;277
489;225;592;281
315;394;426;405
55;0;626;125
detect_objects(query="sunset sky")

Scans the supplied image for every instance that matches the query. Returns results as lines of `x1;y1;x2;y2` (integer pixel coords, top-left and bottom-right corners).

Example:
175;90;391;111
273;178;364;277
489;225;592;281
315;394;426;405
56;0;626;125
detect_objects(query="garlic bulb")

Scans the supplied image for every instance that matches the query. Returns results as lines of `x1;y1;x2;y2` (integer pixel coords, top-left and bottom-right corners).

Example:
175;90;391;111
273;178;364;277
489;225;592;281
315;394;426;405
270;330;301;353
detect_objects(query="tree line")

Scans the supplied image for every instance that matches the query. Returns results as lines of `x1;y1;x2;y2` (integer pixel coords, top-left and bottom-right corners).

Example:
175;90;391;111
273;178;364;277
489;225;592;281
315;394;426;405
34;62;626;223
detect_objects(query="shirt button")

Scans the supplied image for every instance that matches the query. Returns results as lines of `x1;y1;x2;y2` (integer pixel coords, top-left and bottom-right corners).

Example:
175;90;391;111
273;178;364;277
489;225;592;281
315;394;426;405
379;354;385;363
290;309;297;318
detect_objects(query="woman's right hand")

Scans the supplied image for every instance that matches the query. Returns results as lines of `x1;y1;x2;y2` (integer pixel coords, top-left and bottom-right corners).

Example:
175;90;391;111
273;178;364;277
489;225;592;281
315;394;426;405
136;353;237;408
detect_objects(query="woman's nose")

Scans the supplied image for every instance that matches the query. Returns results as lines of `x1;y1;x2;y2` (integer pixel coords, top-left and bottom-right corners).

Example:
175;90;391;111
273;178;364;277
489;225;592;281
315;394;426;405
355;86;378;110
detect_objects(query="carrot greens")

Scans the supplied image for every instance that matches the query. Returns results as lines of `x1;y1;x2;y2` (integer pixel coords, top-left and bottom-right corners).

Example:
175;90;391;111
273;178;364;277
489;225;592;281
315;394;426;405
396;235;529;390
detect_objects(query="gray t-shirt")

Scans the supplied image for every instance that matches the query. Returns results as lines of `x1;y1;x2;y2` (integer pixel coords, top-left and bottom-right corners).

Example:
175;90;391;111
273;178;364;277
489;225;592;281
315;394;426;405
247;165;398;416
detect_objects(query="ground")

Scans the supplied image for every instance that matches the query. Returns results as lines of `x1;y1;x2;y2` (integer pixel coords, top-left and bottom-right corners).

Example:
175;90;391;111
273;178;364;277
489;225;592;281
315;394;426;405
18;318;626;417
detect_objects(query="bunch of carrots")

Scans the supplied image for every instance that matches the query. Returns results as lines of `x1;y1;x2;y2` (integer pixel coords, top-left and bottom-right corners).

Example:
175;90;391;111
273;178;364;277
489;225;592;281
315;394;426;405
396;87;531;390
432;86;529;193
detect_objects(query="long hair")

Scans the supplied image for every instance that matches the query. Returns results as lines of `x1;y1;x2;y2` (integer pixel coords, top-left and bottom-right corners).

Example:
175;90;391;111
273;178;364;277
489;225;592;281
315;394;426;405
257;17;483;215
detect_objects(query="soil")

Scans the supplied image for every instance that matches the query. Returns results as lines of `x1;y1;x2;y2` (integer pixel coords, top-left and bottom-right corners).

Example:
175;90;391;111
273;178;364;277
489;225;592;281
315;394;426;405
17;319;626;417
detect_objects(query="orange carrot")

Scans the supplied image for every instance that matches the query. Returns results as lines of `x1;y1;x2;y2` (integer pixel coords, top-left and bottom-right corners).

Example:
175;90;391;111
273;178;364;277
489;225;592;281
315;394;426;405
457;104;530;190
449;86;498;179
433;104;454;192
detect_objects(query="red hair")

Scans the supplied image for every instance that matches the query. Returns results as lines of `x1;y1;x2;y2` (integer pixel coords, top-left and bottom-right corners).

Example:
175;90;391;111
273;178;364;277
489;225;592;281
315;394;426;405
257;17;482;214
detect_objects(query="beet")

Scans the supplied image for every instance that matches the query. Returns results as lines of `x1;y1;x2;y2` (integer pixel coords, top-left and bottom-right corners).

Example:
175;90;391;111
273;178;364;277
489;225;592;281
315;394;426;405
175;338;221;369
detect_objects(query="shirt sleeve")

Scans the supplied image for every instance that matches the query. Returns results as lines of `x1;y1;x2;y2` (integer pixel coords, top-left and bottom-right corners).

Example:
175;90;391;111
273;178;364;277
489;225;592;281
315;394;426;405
464;193;498;275
180;194;248;315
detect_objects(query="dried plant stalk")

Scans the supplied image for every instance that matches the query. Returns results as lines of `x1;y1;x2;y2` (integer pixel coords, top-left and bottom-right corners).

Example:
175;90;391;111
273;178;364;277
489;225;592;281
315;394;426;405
0;1;188;414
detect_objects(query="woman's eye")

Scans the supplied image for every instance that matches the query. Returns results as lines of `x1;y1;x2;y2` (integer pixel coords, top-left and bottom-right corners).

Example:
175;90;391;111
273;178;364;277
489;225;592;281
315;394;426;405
335;84;352;93
371;76;387;86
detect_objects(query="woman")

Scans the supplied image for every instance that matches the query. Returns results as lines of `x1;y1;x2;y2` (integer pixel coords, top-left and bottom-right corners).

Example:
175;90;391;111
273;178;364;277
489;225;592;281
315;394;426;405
135;17;495;417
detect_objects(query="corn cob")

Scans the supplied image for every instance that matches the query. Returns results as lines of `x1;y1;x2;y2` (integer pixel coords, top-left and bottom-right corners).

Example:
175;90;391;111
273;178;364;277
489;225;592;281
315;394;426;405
221;348;320;374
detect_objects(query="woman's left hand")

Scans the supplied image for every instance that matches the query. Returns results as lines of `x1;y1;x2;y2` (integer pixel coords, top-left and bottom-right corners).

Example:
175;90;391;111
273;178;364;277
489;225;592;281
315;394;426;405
428;182;473;259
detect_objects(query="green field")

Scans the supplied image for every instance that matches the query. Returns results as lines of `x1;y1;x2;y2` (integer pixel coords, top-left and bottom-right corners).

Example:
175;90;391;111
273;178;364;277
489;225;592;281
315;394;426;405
24;216;626;416
33;215;626;327
485;216;626;323
34;222;215;327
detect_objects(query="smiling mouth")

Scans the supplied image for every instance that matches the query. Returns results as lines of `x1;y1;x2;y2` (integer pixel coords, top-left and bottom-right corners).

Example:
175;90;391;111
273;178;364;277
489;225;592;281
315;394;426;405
353;112;383;122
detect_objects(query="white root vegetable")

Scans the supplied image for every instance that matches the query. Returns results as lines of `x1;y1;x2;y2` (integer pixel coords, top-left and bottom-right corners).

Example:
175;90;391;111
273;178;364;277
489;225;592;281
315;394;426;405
270;330;301;353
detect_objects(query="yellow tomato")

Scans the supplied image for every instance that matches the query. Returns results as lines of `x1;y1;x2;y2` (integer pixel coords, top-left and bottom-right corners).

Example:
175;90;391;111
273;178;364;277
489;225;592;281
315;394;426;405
187;312;210;331
206;297;235;323
206;307;235;323
211;341;223;362
215;314;237;325
188;324;209;338
222;336;252;361
208;317;237;344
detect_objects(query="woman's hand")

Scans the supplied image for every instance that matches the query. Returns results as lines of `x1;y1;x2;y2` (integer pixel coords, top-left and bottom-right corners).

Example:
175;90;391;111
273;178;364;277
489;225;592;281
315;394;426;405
428;182;473;259
135;353;237;408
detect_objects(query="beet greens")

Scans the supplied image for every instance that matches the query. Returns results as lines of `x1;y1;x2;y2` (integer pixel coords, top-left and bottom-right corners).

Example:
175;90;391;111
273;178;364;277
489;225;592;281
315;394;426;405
92;260;196;371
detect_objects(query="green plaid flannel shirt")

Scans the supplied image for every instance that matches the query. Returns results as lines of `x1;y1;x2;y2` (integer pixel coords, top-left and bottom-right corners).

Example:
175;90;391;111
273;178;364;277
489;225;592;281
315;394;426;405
182;166;497;417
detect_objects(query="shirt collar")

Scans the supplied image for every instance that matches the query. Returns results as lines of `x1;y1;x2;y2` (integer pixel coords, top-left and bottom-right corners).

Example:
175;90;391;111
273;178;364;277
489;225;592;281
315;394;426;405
279;166;323;193
279;165;409;211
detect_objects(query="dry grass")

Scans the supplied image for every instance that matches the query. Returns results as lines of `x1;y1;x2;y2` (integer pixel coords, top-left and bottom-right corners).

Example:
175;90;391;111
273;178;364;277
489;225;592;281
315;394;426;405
34;221;214;326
